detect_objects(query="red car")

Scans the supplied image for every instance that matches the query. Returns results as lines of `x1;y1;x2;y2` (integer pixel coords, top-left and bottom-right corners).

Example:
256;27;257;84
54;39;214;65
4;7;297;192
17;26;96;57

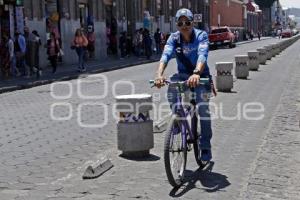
281;29;292;38
209;27;236;49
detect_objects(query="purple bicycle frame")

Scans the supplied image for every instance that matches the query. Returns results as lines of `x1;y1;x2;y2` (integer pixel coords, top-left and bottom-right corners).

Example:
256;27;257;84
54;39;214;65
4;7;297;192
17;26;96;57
172;90;198;149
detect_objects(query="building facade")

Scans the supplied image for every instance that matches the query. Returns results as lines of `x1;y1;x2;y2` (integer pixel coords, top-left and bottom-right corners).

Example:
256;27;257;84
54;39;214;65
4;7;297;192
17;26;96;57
0;0;25;39
0;0;211;67
246;0;263;35
210;0;244;30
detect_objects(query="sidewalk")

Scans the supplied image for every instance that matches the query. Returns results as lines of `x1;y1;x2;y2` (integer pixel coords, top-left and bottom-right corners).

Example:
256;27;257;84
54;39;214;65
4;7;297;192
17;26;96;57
236;36;271;45
0;55;161;94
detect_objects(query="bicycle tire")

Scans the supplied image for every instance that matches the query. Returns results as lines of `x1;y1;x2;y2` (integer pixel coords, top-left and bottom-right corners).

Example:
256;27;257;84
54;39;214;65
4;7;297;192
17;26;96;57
193;123;207;169
164;114;187;188
193;130;204;167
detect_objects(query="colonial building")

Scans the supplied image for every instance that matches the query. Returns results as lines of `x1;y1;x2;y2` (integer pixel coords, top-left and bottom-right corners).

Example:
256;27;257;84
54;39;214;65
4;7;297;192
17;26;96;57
210;0;245;30
246;0;263;35
1;0;211;67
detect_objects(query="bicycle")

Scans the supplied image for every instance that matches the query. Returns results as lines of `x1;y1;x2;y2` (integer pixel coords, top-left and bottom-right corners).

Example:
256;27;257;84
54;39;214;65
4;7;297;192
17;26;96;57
150;78;211;188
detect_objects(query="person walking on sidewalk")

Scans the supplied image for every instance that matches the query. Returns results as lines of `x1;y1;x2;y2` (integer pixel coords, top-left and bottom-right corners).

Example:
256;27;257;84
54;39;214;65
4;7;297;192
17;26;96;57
24;27;33;77
87;25;96;59
72;28;88;72
154;8;214;162
119;31;127;59
47;32;60;74
143;29;152;59
257;31;261;41
154;28;162;54
32;30;42;78
7;35;19;77
14;31;26;76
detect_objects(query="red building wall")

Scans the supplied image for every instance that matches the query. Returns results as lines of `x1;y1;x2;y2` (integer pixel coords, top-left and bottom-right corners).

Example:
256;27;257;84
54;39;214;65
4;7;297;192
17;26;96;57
210;0;244;29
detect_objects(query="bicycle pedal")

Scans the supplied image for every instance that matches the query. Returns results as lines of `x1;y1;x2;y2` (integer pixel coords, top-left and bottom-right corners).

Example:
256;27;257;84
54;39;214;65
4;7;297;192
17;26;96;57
187;144;192;151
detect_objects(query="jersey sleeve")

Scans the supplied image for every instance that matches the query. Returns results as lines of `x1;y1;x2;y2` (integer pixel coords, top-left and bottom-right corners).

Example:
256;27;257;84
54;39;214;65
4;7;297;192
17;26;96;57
160;34;176;64
197;31;209;64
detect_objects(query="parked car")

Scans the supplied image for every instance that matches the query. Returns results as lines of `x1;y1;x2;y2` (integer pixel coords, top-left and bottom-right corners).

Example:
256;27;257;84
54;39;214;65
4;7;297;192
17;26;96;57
281;29;292;38
208;27;236;49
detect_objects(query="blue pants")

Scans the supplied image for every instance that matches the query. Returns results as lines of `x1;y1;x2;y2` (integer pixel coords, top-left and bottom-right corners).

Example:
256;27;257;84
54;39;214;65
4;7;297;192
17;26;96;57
76;47;85;69
167;73;213;150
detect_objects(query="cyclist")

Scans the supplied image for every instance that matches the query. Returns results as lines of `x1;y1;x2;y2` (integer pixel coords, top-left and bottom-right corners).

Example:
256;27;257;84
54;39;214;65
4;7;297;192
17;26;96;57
154;8;214;162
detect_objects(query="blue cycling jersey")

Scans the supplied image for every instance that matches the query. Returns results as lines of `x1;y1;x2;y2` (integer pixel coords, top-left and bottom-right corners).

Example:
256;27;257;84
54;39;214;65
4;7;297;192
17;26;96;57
160;28;210;77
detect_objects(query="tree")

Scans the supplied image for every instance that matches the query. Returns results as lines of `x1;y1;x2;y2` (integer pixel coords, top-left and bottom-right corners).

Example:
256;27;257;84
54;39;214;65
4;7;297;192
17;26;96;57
254;0;276;8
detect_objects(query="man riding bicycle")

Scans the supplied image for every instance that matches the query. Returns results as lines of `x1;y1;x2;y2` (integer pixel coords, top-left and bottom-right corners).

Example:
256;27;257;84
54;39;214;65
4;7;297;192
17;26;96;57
154;8;214;162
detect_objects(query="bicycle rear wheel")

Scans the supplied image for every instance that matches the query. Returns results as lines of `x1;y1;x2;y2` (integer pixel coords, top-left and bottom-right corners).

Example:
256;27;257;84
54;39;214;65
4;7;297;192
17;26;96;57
164;115;187;188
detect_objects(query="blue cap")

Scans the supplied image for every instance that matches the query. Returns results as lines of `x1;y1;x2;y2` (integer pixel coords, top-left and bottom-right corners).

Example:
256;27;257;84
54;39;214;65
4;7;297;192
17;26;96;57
175;8;193;21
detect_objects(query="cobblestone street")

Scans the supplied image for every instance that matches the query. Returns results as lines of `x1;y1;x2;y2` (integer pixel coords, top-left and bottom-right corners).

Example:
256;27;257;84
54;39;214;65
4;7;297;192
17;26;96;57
0;38;299;200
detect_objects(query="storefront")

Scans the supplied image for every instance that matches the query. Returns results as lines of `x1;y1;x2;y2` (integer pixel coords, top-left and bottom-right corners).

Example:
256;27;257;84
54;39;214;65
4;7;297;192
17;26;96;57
0;0;24;39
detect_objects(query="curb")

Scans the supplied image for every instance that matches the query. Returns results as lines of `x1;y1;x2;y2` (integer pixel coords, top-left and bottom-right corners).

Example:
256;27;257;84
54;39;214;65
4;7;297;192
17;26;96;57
153;112;172;133
0;58;160;94
236;37;272;46
82;159;113;179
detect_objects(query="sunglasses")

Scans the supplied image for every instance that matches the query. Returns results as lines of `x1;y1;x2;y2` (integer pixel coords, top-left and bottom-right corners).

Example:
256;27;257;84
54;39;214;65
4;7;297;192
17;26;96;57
177;21;192;27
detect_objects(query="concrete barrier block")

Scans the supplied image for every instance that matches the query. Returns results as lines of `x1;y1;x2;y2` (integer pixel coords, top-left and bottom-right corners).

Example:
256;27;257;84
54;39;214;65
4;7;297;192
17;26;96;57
235;55;249;79
115;94;153;113
257;48;267;65
248;51;259;71
215;62;233;72
215;62;234;92
117;120;154;156
264;46;271;60
216;75;233;92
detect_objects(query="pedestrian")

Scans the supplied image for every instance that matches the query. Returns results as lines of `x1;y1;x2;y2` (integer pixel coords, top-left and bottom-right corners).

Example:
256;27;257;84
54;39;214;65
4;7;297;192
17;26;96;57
154;28;162;54
32;30;42;78
71;28;88;72
138;28;144;57
47;32;60;73
133;30;140;57
257;31;261;41
126;34;132;57
0;35;10;78
14;31;26;76
234;30;239;42
24;27;35;77
7;35;19;77
119;31;127;59
87;25;96;59
250;30;254;40
160;32;166;51
277;29;282;39
143;29;152;59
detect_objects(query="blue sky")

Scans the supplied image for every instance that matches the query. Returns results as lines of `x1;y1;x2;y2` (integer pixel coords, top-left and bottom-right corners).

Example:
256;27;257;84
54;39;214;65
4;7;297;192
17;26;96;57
280;0;300;8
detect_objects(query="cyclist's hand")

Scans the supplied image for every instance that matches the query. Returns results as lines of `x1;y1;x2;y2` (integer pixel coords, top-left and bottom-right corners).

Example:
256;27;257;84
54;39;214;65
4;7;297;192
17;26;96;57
154;76;166;88
187;74;200;88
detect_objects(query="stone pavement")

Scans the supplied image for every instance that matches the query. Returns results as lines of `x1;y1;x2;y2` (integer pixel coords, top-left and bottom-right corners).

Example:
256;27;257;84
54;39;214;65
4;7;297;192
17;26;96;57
0;37;296;200
240;45;300;199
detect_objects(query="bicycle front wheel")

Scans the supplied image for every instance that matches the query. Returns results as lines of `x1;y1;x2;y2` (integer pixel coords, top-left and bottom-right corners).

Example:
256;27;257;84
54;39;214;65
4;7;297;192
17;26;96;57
164;115;187;188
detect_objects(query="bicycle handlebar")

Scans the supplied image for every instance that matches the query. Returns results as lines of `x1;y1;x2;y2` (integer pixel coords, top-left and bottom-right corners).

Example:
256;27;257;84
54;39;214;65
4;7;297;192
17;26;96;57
149;78;210;87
